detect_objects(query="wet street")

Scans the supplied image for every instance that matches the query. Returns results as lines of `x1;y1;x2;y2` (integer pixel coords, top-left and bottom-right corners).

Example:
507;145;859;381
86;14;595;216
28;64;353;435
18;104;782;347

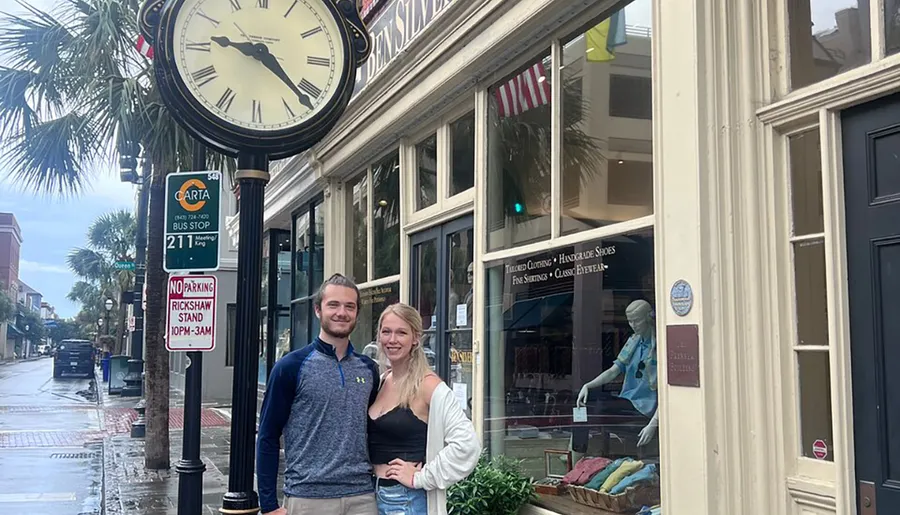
0;358;102;515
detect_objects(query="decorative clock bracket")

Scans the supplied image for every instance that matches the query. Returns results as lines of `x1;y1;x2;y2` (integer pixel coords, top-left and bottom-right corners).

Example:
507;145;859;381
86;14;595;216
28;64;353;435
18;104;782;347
138;0;165;45
335;0;372;66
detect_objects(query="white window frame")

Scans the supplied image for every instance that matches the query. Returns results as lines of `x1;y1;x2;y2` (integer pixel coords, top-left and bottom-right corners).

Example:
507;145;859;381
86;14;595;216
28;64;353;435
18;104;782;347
346;147;403;291
759;0;899;510
405;101;477;231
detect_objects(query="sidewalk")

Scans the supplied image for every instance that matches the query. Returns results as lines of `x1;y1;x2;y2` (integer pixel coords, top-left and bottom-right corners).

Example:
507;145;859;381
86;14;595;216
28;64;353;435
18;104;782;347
99;373;266;514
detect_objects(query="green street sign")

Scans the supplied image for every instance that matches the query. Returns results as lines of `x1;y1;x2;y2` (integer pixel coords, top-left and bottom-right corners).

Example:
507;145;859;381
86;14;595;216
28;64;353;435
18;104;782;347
164;171;221;272
114;261;135;271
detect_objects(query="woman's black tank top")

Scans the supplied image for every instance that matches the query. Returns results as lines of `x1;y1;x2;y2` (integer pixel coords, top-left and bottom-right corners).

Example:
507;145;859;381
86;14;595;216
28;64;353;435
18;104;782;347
368;406;428;464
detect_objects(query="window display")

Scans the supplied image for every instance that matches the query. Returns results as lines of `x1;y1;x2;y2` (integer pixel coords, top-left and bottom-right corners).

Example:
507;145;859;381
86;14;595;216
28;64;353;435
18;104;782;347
484;228;659;513
352;281;400;359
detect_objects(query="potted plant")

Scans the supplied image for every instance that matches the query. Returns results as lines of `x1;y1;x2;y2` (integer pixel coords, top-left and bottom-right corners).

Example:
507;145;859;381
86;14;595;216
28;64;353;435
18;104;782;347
448;453;537;515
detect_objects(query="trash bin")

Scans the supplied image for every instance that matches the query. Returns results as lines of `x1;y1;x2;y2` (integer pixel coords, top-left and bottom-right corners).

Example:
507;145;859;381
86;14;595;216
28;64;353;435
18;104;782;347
101;357;111;382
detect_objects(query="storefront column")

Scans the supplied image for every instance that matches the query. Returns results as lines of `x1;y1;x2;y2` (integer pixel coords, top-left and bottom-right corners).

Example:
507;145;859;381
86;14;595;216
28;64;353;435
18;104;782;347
655;0;777;514
322;177;345;279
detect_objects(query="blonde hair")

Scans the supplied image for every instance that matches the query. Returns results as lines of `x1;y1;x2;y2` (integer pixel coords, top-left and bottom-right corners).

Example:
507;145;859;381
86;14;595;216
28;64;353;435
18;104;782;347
377;303;432;408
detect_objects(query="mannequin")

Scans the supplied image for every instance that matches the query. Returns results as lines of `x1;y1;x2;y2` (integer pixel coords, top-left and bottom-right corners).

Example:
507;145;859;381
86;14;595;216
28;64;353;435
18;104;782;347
577;299;659;447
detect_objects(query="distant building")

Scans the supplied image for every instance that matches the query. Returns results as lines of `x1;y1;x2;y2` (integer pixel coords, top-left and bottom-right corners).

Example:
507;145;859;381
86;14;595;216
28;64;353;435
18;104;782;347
17;280;41;313
0;212;22;360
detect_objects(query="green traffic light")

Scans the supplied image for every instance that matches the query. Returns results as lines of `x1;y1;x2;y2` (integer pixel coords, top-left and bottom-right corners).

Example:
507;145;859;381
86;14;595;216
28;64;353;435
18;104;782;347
514;202;524;214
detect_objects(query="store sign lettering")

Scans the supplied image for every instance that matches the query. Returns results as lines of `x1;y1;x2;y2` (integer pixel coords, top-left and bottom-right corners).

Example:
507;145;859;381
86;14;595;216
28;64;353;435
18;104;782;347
352;0;457;98
361;285;396;305
504;245;616;286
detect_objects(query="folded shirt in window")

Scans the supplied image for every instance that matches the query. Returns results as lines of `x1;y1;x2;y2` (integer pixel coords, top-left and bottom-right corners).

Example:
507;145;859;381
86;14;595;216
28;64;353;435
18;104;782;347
562;457;612;486
609;463;658;495
600;459;644;493
585;457;632;490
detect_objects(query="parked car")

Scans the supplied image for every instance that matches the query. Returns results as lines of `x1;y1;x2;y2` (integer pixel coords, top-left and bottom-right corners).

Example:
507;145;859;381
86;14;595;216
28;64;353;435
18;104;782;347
53;339;95;378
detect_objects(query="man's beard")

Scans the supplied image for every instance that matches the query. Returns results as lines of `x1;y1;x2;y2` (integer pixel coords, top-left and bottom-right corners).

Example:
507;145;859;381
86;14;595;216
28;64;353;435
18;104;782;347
321;317;356;339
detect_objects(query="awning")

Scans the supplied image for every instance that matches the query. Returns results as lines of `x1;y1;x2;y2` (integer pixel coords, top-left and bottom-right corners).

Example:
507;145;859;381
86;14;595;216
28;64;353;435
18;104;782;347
6;323;24;339
503;292;573;331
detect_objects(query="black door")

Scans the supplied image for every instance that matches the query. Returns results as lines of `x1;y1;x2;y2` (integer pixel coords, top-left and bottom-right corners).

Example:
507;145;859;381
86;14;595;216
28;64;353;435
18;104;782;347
843;93;900;514
410;216;474;415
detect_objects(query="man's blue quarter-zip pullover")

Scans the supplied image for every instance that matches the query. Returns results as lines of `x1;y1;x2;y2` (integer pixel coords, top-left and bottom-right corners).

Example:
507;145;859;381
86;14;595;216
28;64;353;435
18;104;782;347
256;338;380;514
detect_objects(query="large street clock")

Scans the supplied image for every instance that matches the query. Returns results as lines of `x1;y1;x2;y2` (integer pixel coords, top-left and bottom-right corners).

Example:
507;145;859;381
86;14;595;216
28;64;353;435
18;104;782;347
153;0;369;158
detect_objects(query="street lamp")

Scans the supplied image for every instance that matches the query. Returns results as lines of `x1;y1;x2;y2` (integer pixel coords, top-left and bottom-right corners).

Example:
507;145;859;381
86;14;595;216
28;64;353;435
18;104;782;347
104;298;113;336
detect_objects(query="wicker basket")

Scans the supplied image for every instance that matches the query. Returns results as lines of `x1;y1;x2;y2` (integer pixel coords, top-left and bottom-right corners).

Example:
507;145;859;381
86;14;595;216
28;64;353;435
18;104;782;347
567;482;660;513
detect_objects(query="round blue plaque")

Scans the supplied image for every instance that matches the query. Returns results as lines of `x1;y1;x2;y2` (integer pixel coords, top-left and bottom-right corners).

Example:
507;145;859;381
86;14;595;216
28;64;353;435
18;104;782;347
670;279;693;316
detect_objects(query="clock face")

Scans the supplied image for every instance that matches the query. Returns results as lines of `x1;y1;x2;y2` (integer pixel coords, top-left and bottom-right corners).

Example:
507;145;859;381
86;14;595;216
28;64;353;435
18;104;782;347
172;0;345;131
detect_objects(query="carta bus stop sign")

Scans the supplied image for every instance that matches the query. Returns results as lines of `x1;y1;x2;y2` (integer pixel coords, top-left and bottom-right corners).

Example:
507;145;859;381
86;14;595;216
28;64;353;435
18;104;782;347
164;171;221;272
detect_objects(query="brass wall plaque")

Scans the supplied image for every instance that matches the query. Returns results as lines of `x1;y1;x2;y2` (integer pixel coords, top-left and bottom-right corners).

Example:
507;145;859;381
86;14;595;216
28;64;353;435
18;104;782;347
666;324;700;387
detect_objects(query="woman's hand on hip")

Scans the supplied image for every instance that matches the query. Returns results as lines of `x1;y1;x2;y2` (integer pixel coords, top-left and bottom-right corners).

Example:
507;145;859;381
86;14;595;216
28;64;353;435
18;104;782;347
387;458;422;488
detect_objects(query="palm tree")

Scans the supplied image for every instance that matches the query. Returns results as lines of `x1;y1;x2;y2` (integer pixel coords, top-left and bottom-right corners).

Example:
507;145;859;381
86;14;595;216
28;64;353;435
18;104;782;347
0;285;15;324
0;0;226;469
67;209;136;354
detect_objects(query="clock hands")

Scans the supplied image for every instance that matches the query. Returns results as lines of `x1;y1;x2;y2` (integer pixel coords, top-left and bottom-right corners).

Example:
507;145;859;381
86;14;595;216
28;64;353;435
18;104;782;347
210;35;314;111
255;47;314;110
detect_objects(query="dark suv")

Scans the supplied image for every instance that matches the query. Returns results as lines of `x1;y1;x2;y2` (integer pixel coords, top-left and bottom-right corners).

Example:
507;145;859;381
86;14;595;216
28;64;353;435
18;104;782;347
53;339;95;378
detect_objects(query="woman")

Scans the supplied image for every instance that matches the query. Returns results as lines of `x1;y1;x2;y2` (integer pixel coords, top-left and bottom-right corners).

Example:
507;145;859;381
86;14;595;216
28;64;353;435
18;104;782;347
368;303;481;515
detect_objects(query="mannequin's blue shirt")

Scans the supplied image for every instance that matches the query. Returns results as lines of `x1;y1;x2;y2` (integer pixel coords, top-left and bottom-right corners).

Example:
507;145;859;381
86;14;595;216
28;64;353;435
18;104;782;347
614;333;658;417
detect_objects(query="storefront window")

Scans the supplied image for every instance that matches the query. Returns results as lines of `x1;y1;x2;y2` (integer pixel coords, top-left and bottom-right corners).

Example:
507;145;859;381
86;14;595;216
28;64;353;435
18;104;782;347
788;0;871;90
348;150;402;283
487;51;553;251
888;0;900;55
787;128;834;461
351;281;400;358
260;229;291;385
348;174;368;284
292;200;324;349
484;229;660;513
416;134;438;210
373;151;401;278
450;111;475;196
560;9;653;235
294;211;310;299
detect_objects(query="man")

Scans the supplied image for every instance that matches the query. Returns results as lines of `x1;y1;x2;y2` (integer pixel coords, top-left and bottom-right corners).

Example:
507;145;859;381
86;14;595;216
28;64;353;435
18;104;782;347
257;273;380;515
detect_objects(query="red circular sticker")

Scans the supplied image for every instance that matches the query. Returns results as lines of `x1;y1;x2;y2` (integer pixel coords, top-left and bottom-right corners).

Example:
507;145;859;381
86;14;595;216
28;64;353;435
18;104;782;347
812;439;828;460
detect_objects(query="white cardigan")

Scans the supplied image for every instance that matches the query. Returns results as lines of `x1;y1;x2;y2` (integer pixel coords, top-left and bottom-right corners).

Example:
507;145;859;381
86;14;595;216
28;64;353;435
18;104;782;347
412;382;482;515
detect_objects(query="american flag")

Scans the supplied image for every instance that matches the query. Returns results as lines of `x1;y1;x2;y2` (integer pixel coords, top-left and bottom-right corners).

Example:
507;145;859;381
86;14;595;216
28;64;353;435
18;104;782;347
136;34;154;59
493;61;551;118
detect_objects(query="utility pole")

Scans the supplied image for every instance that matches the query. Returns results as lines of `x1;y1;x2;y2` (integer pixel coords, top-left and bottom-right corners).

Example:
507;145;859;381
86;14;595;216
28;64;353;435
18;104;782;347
124;153;151;438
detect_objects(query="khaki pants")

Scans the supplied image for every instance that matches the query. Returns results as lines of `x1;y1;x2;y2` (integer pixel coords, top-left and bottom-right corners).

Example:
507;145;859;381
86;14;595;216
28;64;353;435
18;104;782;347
283;493;377;515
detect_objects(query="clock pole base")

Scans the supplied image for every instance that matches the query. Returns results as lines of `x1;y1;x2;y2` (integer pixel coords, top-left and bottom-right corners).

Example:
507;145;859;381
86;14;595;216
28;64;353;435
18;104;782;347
220;491;259;514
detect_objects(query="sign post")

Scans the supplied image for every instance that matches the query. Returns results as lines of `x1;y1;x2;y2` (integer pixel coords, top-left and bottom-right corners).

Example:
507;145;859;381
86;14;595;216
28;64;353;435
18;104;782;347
163;171;221;273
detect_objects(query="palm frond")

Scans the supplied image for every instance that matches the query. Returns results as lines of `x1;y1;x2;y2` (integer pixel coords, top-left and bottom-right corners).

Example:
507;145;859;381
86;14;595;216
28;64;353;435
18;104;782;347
67;247;109;280
88;209;135;259
2;111;101;195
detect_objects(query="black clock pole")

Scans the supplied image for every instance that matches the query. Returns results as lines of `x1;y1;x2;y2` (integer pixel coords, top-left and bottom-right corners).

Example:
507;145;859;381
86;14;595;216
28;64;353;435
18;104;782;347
221;152;269;515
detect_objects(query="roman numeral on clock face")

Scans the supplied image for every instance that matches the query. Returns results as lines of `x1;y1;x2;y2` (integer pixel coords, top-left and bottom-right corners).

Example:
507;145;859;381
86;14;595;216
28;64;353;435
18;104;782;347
191;65;218;87
257;0;268;8
196;10;219;26
252;100;263;123
282;98;295;118
297;78;322;98
307;56;329;67
186;41;211;52
229;0;241;11
216;88;236;112
301;26;322;38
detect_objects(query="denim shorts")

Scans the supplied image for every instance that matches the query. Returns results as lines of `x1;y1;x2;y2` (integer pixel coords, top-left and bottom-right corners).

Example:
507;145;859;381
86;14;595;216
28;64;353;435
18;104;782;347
375;478;428;515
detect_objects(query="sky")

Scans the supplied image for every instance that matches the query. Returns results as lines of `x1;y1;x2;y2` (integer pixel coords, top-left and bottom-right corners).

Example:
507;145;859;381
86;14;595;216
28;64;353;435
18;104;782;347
0;176;137;318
